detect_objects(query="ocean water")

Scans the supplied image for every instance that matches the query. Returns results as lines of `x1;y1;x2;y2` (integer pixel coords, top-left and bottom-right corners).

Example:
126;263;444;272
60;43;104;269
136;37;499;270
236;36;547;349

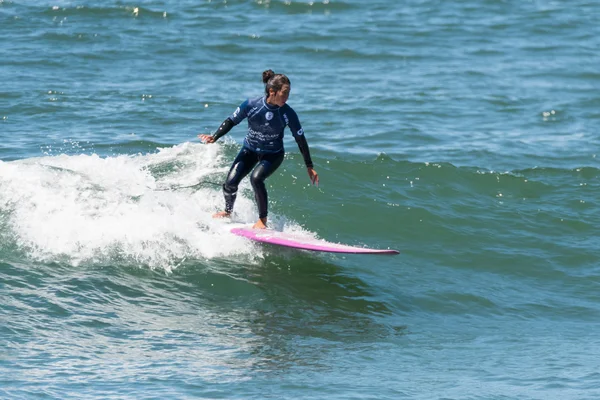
1;0;599;398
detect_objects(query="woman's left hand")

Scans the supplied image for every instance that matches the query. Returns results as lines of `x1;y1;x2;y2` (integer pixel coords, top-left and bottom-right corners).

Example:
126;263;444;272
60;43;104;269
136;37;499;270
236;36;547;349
307;167;319;186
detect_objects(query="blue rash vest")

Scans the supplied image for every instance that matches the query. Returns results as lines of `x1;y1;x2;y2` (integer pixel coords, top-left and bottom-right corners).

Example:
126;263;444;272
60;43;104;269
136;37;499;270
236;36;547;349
229;96;305;155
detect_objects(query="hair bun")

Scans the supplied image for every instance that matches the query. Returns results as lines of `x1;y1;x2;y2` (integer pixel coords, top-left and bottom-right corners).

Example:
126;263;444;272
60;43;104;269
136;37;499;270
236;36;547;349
262;69;275;84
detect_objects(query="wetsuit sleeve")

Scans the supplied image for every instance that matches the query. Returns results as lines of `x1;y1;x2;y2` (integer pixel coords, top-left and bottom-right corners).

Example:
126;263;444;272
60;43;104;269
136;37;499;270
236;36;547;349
288;108;314;169
211;99;250;141
229;99;250;125
211;118;235;141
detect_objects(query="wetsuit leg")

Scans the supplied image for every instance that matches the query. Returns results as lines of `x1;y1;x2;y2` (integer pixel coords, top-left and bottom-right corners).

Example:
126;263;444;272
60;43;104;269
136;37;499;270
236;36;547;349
250;151;285;219
223;147;259;213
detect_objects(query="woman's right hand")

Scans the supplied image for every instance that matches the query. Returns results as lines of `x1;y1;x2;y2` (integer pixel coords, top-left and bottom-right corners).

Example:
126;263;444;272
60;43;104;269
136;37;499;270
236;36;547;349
198;134;216;144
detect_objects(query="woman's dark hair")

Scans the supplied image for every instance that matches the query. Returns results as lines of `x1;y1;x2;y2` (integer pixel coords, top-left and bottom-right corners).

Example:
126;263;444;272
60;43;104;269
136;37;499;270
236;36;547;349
262;69;290;96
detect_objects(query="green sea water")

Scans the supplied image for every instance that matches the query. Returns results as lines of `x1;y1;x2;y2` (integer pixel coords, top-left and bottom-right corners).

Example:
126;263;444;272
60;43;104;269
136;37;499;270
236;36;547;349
1;1;599;399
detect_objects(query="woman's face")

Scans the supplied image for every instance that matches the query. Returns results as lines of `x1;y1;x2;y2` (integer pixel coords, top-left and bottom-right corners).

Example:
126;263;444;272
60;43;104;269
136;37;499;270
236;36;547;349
269;84;290;106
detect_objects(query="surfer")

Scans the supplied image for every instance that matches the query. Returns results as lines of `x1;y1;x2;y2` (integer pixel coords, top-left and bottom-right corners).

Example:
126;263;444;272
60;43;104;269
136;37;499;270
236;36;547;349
199;69;319;229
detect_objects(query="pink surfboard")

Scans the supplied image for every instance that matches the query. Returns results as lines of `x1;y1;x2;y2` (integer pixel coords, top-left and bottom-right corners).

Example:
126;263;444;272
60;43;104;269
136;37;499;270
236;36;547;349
230;227;399;255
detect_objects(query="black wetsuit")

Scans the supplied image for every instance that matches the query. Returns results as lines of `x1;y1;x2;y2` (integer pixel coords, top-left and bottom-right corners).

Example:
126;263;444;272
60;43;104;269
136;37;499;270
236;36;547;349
212;96;313;219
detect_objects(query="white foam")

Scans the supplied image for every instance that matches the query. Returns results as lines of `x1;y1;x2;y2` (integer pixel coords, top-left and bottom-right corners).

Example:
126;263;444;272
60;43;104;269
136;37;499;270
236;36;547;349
0;142;299;271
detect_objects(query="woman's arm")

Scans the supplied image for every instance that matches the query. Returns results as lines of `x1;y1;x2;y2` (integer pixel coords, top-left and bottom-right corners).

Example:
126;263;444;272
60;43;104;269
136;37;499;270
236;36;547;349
293;130;319;185
288;108;319;185
199;99;249;143
199;118;235;143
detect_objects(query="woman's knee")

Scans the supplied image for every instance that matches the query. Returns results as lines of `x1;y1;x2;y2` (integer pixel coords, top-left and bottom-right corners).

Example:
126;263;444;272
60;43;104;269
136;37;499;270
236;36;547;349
223;182;238;195
250;171;265;190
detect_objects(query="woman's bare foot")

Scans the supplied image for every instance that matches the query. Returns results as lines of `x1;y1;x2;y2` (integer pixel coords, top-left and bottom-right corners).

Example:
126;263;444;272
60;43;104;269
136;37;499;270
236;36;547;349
252;218;267;229
212;211;231;219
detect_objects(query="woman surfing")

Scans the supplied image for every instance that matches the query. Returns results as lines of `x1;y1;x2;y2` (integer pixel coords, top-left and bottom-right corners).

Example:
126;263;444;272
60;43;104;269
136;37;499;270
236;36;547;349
199;69;318;229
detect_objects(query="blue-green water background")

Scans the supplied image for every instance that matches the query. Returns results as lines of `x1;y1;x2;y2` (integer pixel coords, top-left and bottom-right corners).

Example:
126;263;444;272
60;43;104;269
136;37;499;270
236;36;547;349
1;1;599;399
